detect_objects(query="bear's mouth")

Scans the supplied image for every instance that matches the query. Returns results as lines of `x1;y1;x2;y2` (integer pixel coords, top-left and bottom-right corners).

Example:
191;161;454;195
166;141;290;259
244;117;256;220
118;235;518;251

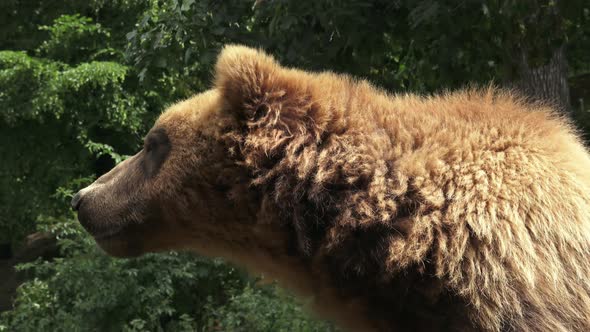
90;223;146;258
76;208;130;242
75;198;142;244
75;193;165;258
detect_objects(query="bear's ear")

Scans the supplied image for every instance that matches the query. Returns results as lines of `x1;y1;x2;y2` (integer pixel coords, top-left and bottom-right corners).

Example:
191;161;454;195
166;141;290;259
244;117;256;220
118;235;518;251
214;44;312;122
214;45;327;171
215;45;281;116
215;45;331;256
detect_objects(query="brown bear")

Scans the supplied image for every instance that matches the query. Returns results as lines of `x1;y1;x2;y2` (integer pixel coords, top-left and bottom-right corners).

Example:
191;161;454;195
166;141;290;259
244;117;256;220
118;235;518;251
72;45;590;331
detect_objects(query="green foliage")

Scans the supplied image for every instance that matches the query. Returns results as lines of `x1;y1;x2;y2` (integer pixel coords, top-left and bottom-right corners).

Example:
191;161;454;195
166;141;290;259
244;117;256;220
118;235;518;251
126;0;590;93
1;210;331;331
204;285;337;332
0;49;146;245
37;14;116;64
0;51;56;124
3;249;238;331
0;4;336;331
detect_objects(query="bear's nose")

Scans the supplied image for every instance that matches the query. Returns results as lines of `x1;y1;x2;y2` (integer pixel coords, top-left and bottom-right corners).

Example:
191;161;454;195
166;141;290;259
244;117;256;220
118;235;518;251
71;191;83;211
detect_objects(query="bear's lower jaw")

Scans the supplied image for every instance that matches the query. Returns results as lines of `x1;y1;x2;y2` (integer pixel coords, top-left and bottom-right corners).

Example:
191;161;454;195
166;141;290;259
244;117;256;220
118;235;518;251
94;234;145;258
93;217;195;258
89;221;151;258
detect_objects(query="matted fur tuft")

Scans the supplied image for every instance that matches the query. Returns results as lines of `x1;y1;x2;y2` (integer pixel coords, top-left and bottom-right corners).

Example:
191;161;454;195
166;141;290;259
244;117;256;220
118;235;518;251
214;45;590;331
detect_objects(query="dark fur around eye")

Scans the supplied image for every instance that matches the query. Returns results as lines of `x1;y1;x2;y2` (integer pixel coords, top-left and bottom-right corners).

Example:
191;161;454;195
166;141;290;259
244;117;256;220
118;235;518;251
142;128;171;178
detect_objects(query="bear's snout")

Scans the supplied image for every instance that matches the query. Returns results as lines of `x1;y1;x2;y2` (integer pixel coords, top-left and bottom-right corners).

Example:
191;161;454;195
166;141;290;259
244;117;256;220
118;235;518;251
71;150;167;256
73;188;115;238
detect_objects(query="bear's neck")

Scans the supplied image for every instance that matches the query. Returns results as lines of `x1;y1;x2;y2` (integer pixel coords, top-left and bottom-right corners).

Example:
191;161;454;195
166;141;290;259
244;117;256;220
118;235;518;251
202;203;474;332
227;144;474;330
221;79;478;330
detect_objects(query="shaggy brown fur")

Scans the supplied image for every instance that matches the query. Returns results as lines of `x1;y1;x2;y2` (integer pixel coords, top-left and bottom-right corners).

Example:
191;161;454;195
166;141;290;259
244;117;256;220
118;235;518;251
74;45;590;331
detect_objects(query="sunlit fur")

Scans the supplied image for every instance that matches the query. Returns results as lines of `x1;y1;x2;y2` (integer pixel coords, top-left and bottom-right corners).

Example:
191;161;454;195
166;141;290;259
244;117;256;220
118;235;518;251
209;45;590;331
89;45;590;331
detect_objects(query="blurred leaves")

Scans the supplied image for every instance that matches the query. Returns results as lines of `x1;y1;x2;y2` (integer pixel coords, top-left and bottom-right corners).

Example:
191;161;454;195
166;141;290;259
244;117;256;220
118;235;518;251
37;14;118;64
2;212;331;331
0;3;339;331
123;0;589;94
0;48;146;246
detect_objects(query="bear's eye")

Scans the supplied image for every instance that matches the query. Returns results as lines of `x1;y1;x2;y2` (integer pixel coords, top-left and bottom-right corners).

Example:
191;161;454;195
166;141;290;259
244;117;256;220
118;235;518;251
141;128;171;178
145;140;156;153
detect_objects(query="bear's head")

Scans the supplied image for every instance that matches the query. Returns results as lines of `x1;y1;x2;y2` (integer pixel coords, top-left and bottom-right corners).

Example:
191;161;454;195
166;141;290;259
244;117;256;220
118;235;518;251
71;45;492;331
72;45;340;260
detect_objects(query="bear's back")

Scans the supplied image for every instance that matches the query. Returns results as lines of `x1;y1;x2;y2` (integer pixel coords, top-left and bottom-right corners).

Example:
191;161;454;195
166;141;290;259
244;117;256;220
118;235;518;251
374;89;590;331
212;46;590;331
310;77;590;330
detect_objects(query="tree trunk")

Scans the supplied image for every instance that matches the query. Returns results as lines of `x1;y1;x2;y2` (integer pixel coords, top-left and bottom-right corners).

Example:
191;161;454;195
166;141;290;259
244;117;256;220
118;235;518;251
516;45;571;113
